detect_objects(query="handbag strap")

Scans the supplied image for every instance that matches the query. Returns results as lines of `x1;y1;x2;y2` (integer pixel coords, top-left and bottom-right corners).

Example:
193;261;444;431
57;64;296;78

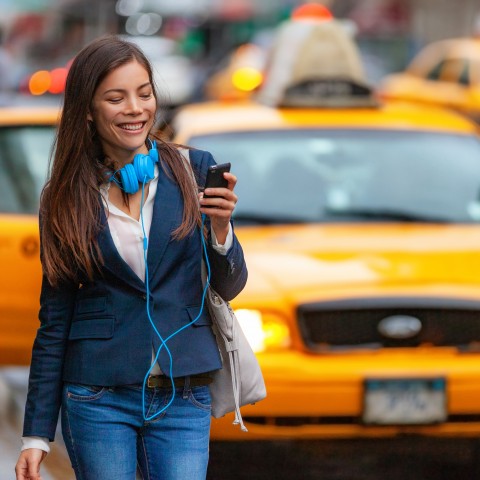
178;147;198;194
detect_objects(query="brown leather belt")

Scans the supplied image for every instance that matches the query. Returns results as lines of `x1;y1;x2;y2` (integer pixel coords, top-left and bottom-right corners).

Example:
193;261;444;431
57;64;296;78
147;373;213;389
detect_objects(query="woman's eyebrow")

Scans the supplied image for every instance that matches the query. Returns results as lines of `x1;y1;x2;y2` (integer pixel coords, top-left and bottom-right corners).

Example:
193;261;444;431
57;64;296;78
102;82;152;94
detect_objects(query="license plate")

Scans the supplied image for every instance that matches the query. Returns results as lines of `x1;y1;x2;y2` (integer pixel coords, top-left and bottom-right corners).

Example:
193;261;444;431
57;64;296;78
363;378;447;425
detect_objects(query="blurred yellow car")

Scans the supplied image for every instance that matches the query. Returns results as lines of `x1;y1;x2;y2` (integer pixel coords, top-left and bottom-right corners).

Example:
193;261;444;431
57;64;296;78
0;106;58;365
174;95;480;442
173;6;480;442
378;38;480;122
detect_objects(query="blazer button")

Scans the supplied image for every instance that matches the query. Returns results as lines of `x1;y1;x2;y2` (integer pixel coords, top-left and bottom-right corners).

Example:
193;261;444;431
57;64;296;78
142;294;147;300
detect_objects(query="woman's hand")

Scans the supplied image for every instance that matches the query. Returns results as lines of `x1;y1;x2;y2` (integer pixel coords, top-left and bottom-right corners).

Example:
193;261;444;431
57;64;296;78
199;171;238;245
15;449;47;480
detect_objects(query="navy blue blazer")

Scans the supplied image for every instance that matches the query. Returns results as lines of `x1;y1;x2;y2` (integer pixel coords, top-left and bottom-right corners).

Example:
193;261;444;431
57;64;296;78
23;148;248;441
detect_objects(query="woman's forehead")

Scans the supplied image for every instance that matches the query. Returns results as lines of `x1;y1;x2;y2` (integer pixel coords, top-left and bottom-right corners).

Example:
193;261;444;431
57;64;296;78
96;60;151;92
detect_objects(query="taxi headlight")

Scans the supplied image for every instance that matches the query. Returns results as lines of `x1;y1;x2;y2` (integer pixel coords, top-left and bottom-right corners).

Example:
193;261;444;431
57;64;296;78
234;309;291;353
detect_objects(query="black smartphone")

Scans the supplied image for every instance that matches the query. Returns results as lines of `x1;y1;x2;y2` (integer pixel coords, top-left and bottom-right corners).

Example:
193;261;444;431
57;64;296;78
203;162;231;200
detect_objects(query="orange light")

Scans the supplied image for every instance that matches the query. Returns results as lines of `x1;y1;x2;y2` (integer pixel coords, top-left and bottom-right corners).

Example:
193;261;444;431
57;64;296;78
29;70;51;96
291;3;333;21
48;67;68;94
232;67;263;92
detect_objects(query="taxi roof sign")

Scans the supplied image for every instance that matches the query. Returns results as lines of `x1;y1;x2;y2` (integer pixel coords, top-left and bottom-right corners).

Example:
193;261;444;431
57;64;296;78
256;6;376;108
291;3;334;22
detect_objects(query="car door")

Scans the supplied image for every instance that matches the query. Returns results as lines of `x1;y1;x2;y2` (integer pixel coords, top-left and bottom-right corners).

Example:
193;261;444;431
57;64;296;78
0;123;54;364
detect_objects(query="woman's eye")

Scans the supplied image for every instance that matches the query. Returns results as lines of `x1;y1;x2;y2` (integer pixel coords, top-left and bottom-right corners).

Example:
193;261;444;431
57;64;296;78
107;98;122;103
141;92;153;99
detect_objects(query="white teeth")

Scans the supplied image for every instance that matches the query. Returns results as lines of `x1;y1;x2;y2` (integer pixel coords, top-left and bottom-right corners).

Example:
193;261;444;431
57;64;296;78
121;124;143;131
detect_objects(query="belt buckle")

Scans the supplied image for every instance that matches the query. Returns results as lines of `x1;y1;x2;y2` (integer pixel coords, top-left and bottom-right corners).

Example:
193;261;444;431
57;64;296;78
147;375;156;388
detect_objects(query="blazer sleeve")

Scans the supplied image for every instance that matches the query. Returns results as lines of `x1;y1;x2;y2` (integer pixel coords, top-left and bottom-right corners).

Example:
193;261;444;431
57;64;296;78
22;274;76;441
206;224;248;301
189;148;248;301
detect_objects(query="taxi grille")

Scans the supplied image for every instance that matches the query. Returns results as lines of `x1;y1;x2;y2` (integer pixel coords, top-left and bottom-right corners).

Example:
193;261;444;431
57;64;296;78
297;297;480;350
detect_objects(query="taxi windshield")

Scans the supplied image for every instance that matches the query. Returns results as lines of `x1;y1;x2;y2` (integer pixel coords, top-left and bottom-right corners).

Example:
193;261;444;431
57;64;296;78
0;126;55;214
190;129;480;224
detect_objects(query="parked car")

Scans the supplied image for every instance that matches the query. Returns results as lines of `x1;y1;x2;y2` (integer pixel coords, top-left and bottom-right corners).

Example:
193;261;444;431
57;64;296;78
172;6;480;443
0;105;58;364
378;38;480;123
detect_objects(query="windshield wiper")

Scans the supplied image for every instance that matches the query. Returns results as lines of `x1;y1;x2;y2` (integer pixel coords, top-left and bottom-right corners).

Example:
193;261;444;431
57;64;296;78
233;212;309;225
323;207;451;223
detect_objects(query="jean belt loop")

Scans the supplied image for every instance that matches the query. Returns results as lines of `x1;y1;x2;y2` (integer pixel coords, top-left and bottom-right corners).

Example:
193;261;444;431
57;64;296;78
182;376;191;399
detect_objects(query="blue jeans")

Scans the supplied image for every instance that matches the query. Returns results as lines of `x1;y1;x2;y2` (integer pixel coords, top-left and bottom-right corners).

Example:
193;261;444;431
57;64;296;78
61;381;211;480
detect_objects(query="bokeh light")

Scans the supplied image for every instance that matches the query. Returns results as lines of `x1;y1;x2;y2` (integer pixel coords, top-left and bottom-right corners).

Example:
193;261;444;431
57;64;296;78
115;0;143;16
28;70;51;95
48;67;68;94
232;67;263;92
125;13;162;35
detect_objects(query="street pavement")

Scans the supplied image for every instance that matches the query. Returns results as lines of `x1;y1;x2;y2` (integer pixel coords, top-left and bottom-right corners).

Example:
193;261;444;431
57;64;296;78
0;367;73;480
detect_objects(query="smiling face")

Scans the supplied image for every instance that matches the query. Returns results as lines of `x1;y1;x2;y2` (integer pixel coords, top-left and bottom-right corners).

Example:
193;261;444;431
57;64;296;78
88;59;157;166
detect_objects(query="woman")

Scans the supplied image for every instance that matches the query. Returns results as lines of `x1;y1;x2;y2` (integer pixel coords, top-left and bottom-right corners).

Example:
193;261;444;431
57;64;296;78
15;35;247;480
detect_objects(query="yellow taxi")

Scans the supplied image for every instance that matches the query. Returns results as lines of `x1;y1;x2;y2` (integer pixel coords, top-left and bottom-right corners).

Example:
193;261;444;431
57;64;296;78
173;6;480;442
378;37;480;123
0;106;59;365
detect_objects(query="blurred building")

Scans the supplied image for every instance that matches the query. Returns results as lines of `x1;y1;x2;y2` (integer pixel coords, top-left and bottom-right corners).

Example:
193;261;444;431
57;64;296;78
1;0;480;97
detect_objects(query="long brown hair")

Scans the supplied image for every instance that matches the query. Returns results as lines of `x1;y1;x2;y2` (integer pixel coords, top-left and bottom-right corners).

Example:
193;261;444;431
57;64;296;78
41;35;200;286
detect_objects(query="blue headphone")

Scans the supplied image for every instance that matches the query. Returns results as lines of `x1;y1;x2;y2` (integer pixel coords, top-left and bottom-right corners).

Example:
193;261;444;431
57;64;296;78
111;140;159;194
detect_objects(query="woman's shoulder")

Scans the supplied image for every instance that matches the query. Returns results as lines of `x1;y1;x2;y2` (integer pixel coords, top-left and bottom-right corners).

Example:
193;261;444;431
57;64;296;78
177;147;216;178
185;147;215;167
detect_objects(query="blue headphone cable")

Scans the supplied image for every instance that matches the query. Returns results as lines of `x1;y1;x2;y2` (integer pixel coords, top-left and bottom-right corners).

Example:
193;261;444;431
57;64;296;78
139;178;211;421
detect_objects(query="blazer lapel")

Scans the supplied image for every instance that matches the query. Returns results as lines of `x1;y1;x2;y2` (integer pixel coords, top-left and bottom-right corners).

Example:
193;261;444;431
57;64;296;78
97;208;146;292
146;161;183;281
97;160;182;291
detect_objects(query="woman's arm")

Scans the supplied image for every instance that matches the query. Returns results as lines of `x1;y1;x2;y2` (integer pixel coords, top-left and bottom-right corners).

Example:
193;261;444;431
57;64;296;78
205;223;248;301
190;149;248;301
22;275;76;441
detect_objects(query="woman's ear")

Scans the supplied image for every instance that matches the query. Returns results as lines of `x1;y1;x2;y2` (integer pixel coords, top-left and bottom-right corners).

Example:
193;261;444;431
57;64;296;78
87;112;93;122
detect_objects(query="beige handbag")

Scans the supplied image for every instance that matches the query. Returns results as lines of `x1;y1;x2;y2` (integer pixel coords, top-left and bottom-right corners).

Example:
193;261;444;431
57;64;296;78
202;263;267;431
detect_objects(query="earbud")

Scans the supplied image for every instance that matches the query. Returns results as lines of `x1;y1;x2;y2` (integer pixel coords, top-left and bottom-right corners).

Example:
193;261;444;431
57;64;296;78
113;140;158;194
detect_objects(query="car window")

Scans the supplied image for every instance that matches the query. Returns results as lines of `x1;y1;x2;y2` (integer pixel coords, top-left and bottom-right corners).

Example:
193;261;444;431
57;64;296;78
0;126;54;214
458;61;470;85
190;129;480;224
427;58;470;85
470;59;480;84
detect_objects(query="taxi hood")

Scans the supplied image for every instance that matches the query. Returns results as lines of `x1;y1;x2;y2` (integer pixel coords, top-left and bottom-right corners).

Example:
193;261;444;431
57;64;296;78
235;223;480;303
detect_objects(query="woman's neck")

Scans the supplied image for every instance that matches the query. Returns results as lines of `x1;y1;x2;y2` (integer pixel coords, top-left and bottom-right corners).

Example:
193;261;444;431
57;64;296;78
104;142;150;169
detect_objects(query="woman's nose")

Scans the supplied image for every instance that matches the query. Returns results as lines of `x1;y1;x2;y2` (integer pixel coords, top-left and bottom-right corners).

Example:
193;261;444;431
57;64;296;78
125;96;142;114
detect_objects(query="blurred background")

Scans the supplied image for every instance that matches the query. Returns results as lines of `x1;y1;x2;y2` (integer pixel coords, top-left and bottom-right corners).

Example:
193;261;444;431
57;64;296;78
3;1;480;479
1;0;480;107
